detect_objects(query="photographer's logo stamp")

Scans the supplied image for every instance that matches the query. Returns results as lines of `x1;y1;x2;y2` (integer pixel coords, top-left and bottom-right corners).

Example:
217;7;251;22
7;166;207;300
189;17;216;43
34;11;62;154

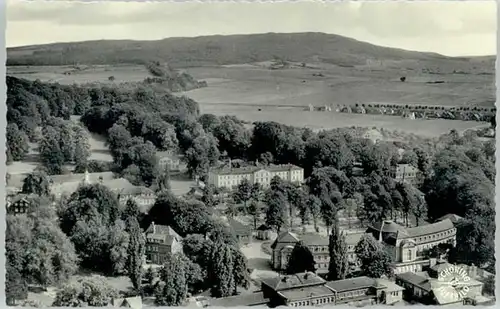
436;265;471;300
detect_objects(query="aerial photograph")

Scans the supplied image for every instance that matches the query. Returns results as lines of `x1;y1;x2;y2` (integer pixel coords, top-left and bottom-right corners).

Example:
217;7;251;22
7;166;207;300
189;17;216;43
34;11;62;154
5;1;496;307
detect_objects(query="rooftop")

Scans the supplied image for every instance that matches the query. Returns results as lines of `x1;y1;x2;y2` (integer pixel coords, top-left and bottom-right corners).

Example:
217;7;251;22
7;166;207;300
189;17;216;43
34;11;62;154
146;224;181;246
432;285;463;305
394;164;419;174
227;218;252;236
257;224;271;231
376;278;405;292
395;272;432;292
344;232;364;246
300;233;329;246
120;185;155;196
325;276;379;292
368;220;409;238
405;219;454;238
112;296;142;309
271;231;300;249
369;219;455;241
436;213;463;224
279;285;334;301
211;164;302;175
208;292;268;307
261;272;326;291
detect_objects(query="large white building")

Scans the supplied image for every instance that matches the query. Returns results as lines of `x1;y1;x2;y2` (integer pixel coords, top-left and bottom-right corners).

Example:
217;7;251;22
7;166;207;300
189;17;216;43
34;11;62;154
366;219;457;274
207;164;304;189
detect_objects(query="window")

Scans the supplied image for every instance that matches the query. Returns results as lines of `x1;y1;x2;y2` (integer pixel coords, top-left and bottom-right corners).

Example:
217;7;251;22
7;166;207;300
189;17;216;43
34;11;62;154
405;250;411;261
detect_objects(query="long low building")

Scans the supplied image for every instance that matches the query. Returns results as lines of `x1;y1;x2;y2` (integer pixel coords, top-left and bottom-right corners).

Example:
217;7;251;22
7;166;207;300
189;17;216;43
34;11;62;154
259;272;404;307
207;164;304;189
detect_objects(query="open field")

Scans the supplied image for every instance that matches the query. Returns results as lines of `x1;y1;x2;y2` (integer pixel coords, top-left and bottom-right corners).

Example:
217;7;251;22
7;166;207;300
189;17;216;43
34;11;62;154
8;63;492;138
7;64;151;85
201;105;488;138
7;34;494;140
181;65;494;108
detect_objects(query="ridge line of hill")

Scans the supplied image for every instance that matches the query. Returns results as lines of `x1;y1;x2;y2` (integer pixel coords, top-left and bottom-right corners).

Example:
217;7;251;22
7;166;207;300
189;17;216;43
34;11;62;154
7;32;494;67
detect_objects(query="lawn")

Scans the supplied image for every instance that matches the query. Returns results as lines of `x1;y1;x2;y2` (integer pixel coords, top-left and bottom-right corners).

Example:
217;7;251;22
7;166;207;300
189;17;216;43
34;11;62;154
7;64;493;138
180;65;492;137
7;64;150;85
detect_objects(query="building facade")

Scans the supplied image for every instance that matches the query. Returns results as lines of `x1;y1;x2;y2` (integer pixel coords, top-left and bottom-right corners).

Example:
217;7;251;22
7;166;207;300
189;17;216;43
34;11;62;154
227;218;253;245
366;219;457;274
390;164;419;186
207;164;304;189
118;186;156;210
145;222;183;265
7;194;33;215
260;273;403;307
157;151;186;172
271;231;360;274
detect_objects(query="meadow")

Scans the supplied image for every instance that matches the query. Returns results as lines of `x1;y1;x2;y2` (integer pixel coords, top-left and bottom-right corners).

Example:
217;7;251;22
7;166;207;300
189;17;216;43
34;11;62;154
7;59;493;138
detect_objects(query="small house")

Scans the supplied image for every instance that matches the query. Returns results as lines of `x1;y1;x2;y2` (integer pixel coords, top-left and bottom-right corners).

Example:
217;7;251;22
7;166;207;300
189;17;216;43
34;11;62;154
112;296;142;309
257;224;272;240
227;218;253;245
7;193;36;215
145;222;183;265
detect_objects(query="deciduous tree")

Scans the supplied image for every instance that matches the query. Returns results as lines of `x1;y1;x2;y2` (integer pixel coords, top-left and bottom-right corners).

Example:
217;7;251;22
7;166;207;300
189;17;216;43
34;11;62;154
287;241;316;274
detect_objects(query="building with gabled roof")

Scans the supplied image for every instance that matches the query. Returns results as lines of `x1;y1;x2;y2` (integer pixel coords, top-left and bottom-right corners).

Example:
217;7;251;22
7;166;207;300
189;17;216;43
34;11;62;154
144;222;182;264
6;193;38;215
271;230;359;274
112;296;142;309
224;217;253;245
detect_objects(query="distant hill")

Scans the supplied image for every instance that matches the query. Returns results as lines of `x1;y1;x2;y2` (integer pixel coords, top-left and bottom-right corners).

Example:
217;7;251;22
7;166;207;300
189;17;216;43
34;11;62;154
7;32;495;70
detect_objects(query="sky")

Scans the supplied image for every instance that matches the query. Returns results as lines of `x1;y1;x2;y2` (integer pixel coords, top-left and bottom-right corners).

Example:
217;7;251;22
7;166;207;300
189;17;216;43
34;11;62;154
6;0;497;57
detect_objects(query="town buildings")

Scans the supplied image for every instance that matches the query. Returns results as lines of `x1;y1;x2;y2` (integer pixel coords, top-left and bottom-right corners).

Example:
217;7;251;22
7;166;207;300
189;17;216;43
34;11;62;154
6;193;35;215
112;296;142;309
117;186;156;211
395;262;490;306
207;164;304;189
270;231;361;274
256;224;272;240
259;272;404;307
226;218;253;245
157;151;187;172
144;222;183;264
366;219;457;274
390;164;419;186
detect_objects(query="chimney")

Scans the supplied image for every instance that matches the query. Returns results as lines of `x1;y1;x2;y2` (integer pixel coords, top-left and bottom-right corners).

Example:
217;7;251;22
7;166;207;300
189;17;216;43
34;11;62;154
304;273;309;280
152;221;155;234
